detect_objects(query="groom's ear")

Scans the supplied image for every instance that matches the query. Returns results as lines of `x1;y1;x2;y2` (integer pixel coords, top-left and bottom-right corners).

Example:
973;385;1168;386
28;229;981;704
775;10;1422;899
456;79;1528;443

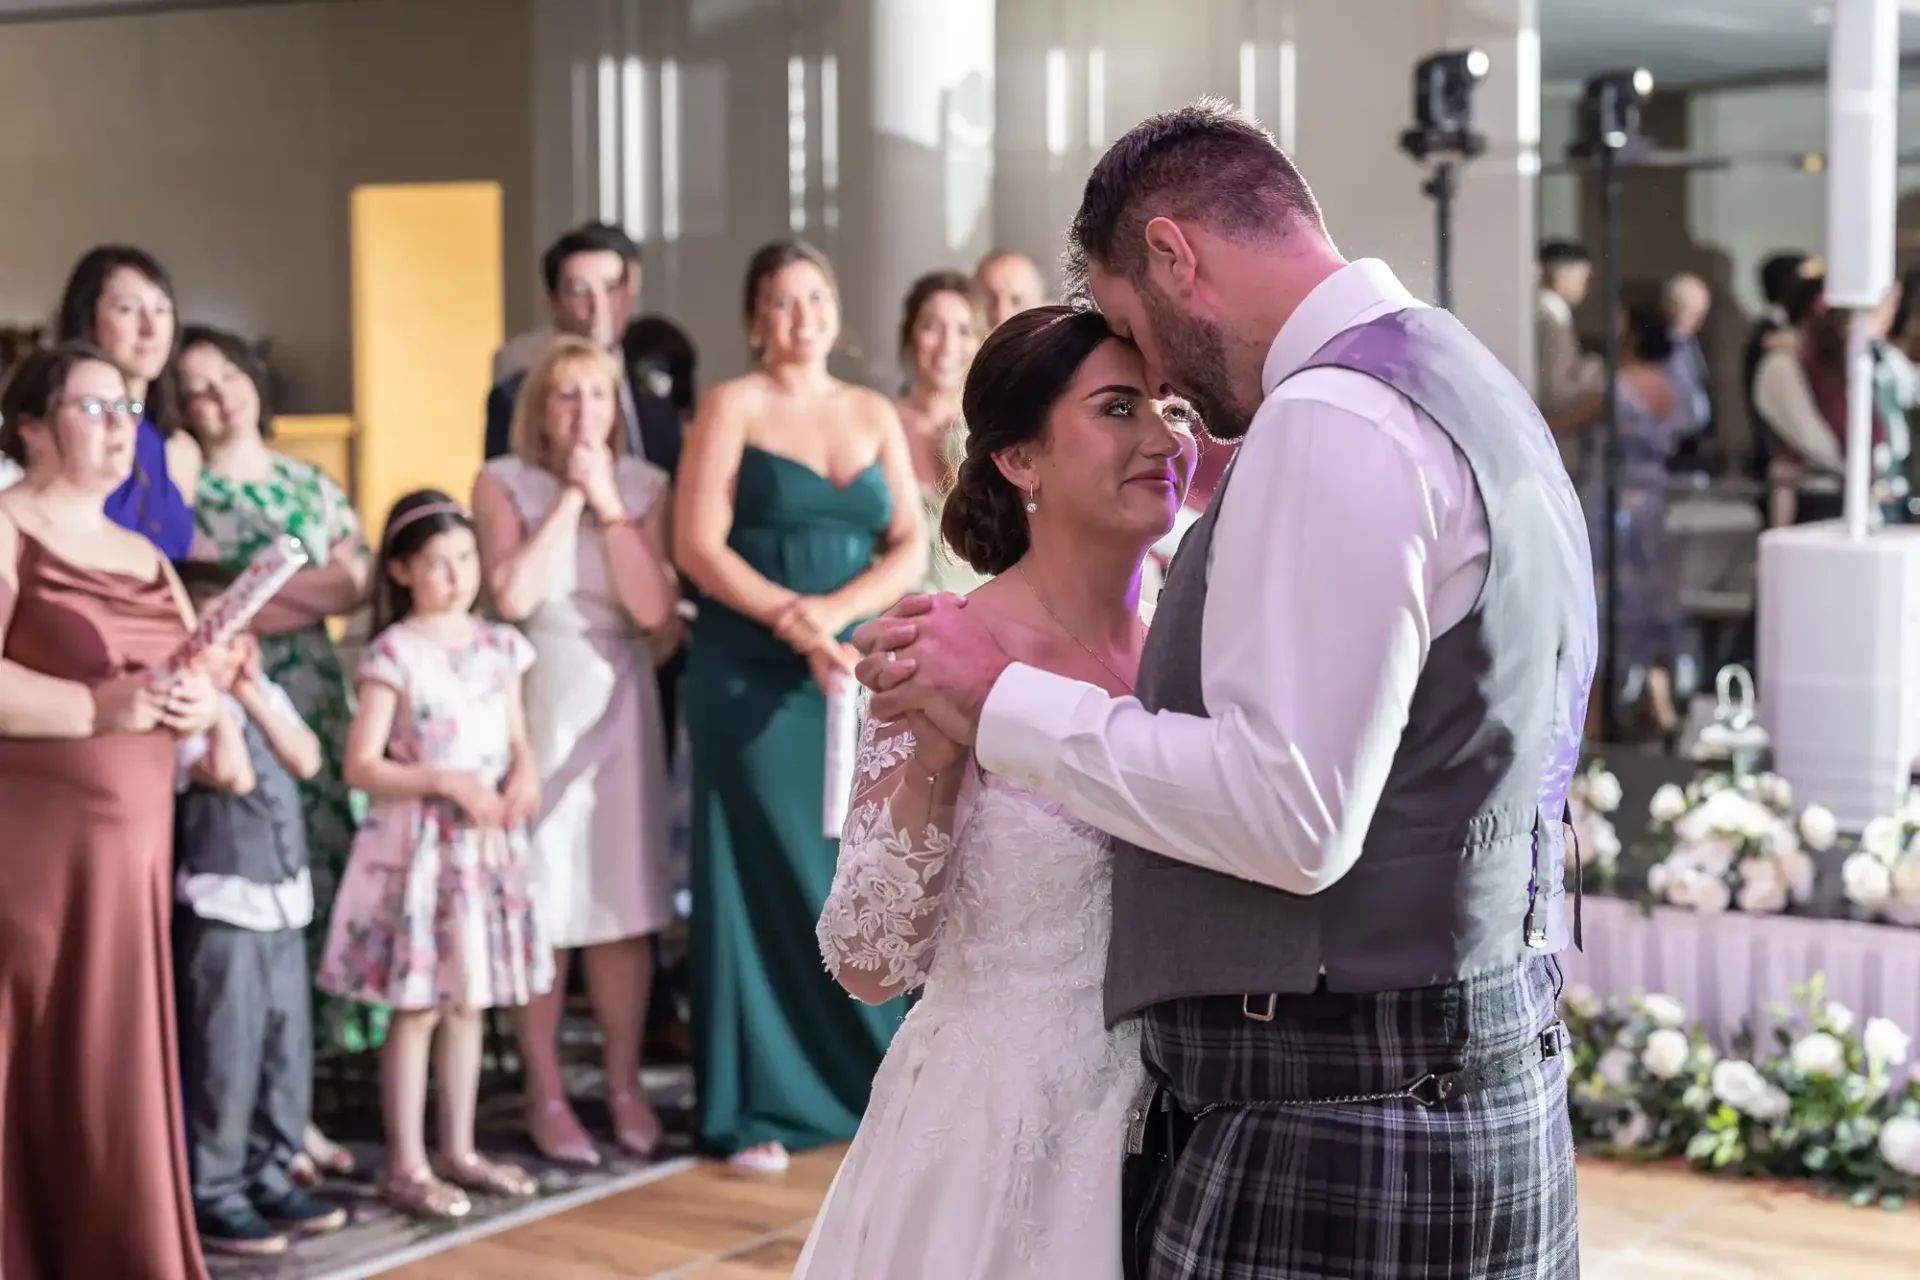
1143;217;1199;298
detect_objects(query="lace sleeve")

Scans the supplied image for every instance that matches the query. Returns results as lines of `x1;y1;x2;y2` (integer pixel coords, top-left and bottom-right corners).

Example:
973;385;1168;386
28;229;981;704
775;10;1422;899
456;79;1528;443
816;709;965;1003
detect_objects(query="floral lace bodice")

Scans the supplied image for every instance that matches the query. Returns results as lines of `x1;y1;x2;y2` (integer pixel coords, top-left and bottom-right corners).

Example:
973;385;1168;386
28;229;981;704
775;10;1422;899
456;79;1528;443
818;712;1127;1021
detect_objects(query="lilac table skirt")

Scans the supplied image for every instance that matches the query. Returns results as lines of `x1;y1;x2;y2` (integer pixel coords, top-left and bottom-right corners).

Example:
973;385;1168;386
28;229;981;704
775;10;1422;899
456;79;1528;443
1559;897;1920;1079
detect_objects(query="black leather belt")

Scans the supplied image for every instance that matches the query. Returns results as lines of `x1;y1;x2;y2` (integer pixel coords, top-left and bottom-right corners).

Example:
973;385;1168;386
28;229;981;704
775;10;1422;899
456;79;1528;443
1190;1020;1569;1116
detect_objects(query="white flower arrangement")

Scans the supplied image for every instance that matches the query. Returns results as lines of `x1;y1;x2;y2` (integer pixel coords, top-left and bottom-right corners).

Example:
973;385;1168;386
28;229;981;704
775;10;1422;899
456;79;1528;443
1565;760;1622;875
1565;976;1920;1205
1563;988;1718;1157
1644;772;1819;917
1840;788;1920;926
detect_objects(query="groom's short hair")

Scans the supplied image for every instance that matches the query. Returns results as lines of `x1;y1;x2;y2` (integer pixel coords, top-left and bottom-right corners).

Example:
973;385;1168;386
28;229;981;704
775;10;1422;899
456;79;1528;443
1064;98;1321;299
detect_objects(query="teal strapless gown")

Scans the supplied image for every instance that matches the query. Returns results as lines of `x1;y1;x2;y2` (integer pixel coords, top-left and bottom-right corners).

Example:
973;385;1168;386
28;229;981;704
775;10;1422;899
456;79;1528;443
686;446;906;1155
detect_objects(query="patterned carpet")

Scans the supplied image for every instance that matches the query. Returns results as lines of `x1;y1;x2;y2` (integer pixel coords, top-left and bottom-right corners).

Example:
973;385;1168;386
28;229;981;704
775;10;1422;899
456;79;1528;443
207;1026;696;1280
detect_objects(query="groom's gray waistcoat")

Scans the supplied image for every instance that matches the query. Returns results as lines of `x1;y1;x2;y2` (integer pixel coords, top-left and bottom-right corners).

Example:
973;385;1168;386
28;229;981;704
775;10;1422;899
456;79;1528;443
1104;306;1596;1025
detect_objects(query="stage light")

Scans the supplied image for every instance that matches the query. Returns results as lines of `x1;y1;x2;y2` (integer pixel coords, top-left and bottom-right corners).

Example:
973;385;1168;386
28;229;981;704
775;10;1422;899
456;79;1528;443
1576;68;1655;154
1398;48;1490;313
1401;48;1490;159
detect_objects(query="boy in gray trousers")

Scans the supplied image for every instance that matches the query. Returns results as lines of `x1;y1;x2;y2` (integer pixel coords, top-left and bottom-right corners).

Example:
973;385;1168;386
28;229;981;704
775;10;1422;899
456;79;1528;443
174;563;347;1257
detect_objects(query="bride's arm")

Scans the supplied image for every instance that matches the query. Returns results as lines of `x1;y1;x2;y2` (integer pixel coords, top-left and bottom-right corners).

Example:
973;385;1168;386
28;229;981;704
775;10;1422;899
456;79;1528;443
817;712;967;1004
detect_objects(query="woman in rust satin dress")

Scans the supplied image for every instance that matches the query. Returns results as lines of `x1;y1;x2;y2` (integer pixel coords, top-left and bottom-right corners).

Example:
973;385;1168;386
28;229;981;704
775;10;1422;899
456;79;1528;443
0;344;223;1280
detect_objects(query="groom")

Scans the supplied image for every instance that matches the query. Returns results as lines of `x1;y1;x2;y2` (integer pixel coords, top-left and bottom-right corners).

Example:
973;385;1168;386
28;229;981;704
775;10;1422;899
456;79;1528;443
854;101;1594;1279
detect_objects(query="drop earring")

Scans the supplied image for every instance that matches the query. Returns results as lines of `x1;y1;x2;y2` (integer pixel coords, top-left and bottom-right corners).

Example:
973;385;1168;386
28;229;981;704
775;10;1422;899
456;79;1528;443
1025;483;1038;514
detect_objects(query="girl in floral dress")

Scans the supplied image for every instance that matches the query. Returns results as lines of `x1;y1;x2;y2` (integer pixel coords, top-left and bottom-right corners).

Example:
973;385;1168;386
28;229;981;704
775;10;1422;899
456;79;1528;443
317;490;555;1218
179;326;375;1180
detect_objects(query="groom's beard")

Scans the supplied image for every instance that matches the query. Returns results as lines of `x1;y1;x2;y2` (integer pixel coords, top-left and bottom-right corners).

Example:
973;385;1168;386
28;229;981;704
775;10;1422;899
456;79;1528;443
1144;292;1254;441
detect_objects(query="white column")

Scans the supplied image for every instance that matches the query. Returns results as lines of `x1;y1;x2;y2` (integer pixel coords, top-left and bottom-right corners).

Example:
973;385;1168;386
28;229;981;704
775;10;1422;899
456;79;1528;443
1442;0;1539;382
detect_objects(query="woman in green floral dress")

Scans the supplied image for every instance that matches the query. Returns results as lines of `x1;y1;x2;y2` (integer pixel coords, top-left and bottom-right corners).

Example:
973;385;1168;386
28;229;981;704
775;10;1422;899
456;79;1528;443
178;327;378;1169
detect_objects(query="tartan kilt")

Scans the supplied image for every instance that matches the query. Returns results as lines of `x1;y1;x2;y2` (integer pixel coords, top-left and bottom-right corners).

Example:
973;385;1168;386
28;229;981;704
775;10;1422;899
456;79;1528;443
1137;957;1578;1280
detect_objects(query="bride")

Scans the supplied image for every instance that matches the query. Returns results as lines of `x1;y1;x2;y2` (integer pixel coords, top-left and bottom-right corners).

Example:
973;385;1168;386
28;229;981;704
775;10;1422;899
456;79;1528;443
795;303;1198;1278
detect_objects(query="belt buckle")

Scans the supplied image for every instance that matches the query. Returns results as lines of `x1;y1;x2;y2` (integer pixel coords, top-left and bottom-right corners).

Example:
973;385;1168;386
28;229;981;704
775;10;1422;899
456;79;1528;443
1242;993;1277;1022
1406;1071;1460;1107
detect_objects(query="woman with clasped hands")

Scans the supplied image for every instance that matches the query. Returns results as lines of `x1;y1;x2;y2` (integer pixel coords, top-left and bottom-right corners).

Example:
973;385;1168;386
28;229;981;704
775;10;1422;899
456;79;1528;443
0;342;225;1280
473;335;681;1165
673;239;925;1172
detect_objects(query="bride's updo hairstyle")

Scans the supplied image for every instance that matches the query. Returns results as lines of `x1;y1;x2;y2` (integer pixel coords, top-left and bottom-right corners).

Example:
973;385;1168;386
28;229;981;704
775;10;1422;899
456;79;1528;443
941;304;1113;575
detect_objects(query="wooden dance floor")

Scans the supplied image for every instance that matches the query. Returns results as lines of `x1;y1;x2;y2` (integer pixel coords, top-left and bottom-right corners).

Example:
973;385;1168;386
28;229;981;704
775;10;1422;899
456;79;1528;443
392;1148;1920;1278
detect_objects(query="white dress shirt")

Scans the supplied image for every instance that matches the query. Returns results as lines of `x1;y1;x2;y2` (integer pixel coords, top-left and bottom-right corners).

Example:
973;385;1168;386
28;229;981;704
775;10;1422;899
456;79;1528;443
174;679;316;932
976;259;1491;896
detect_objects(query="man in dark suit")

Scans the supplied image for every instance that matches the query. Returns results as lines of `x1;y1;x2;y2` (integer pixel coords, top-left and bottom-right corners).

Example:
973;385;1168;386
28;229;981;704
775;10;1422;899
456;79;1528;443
484;222;683;478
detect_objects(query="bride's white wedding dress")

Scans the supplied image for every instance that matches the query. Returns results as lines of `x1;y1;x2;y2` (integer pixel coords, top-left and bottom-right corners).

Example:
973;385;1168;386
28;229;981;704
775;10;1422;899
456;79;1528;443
793;712;1144;1279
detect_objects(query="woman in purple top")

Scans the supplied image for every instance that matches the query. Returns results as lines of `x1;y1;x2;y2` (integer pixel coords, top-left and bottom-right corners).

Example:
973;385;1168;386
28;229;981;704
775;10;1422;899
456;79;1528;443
56;246;202;561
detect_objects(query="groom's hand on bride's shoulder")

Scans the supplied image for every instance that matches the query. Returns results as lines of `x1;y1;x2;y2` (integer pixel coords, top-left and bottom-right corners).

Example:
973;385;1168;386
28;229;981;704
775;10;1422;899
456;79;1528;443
858;593;1009;739
851;592;965;693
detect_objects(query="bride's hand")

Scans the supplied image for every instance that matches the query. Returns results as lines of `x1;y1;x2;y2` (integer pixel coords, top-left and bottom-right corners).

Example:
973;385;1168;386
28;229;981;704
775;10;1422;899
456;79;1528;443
904;711;966;774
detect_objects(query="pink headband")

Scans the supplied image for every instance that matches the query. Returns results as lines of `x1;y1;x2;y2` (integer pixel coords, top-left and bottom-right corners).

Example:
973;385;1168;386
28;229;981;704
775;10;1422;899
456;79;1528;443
382;500;469;547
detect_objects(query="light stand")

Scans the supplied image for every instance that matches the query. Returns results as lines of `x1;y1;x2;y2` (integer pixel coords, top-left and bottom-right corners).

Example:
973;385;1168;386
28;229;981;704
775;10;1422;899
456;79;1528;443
1569;67;1654;744
1399;49;1489;311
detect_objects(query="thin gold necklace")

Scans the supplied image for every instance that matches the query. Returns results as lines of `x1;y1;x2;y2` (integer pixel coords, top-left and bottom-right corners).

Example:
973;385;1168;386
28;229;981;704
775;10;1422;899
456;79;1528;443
1015;563;1140;694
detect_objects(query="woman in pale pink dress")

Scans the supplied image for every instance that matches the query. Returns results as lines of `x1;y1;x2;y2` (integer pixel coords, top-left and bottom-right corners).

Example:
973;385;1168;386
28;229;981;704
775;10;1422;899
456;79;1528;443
472;336;681;1165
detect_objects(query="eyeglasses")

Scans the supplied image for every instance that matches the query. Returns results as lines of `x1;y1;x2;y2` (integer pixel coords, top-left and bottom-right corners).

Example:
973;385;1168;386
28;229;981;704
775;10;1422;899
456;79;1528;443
62;396;143;420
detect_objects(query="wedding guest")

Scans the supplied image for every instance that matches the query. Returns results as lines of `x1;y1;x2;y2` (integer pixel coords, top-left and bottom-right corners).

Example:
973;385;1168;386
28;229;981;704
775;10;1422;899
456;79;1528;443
895;271;986;594
171;565;344;1257
1743;250;1813;491
318;491;551;1218
486;224;681;478
1536;240;1604;471
674;239;925;1171
974;249;1047;329
1778;279;1911;526
619;312;696;730
1662;272;1714;465
1575;302;1693;738
473;336;680;1164
178;325;374;1179
55;245;202;559
0;342;223;1280
621;311;699;1058
1753;274;1846;526
1876;279;1920;521
623;314;698;422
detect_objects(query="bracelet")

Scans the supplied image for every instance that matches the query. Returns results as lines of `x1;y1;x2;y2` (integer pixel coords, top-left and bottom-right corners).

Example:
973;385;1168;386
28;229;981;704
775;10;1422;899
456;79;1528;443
907;757;963;790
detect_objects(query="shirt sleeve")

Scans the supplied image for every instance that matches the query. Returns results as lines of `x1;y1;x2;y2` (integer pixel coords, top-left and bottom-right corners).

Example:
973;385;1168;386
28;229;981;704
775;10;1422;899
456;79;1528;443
252;676;302;728
976;387;1449;895
174;732;210;794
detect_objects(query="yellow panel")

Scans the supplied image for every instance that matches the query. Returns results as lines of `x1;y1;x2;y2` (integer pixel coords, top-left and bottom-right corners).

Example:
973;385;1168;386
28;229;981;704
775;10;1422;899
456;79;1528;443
273;414;356;498
350;183;502;543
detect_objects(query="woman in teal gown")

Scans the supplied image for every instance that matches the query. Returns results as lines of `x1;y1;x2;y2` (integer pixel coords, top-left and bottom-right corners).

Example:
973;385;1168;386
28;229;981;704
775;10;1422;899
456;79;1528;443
674;240;927;1169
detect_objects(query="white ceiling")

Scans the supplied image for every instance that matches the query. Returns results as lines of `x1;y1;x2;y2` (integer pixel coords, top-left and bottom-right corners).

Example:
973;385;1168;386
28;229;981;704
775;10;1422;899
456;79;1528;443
1542;0;1920;87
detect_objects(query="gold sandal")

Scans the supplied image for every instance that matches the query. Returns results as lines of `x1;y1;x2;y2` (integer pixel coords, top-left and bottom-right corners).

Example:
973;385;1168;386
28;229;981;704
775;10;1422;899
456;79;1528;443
436;1153;539;1199
607;1088;664;1159
380;1165;472;1220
